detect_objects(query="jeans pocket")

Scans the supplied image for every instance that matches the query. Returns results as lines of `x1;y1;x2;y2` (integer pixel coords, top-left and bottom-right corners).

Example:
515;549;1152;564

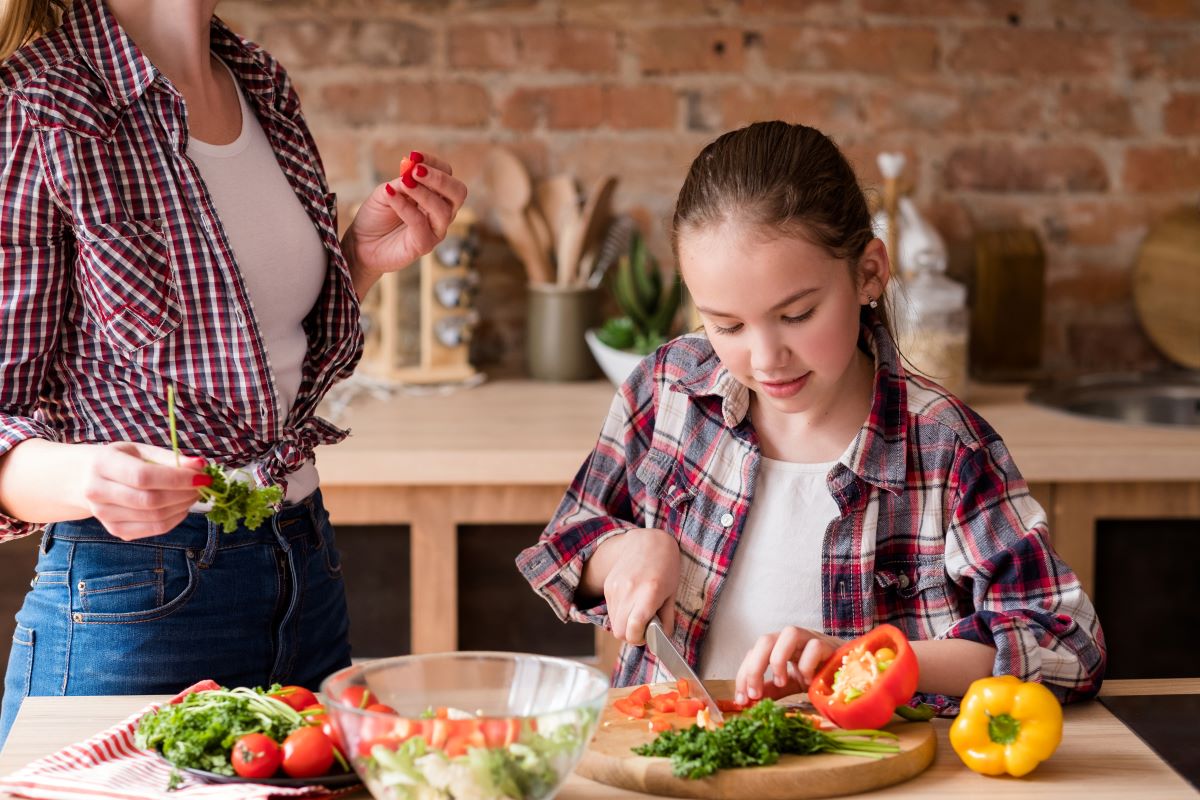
78;570;164;614
71;545;199;624
5;624;34;699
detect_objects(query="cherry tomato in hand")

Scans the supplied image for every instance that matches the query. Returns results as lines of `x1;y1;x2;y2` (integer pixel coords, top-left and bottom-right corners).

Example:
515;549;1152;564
281;726;335;778
231;733;282;779
271;685;319;712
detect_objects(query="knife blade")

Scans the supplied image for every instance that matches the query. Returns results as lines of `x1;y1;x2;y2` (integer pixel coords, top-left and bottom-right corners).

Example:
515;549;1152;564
645;618;724;724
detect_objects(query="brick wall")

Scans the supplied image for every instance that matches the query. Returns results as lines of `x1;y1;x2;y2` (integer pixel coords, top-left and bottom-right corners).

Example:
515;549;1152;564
221;0;1200;376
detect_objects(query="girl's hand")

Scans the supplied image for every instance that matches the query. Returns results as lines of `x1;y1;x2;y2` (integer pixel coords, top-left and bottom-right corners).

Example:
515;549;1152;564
734;626;845;706
342;150;469;283
602;527;681;646
78;443;210;541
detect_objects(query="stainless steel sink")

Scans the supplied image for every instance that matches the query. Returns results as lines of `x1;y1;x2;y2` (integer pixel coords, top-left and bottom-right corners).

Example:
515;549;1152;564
1027;371;1200;427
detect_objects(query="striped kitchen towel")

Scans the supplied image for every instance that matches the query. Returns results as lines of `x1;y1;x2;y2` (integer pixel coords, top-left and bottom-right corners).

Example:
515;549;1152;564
0;681;357;800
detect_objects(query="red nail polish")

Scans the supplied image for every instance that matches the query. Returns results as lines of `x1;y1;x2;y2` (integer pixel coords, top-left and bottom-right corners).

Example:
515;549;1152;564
415;165;428;179
384;182;396;196
192;474;213;487
409;150;424;165
401;173;418;189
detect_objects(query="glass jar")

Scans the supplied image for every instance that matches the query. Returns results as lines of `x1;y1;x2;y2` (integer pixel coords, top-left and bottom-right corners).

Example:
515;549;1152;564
890;258;970;400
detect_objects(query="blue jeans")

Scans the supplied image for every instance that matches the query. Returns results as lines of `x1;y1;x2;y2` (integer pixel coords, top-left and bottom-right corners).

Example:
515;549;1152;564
0;490;351;748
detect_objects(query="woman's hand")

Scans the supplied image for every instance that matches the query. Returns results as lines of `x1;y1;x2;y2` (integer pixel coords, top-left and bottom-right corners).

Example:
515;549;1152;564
734;626;845;706
598;527;681;646
77;443;210;541
342;150;469;298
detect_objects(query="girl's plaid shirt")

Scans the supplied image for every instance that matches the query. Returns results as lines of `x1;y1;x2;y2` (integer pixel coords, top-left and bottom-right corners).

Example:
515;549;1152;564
0;0;363;540
518;321;1106;710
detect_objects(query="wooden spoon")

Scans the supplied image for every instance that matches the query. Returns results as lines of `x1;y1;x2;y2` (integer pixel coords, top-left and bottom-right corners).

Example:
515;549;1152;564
537;175;582;285
485;147;553;284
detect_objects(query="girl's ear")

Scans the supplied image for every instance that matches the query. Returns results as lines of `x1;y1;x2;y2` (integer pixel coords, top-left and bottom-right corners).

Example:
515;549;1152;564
857;238;890;303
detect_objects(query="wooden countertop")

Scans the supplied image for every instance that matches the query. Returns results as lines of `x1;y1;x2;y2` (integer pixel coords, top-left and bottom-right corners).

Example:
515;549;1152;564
0;679;1195;798
315;380;1200;486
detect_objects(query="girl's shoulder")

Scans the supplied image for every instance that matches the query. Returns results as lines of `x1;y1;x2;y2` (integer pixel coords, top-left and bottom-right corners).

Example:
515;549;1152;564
619;333;719;402
900;371;1003;455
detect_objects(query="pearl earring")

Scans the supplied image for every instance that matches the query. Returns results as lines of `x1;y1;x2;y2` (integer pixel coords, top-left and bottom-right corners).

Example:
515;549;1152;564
867;296;879;309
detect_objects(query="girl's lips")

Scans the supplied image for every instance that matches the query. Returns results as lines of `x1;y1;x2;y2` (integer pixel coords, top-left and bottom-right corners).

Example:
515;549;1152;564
758;372;811;399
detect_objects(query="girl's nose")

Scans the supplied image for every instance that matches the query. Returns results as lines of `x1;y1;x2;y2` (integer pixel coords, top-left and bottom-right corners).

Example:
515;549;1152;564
749;329;788;374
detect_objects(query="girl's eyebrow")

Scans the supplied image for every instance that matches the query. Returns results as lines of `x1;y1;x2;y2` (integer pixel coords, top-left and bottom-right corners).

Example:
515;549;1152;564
696;287;820;318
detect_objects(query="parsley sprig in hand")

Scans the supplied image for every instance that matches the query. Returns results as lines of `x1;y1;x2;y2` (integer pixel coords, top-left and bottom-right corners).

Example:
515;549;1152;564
167;385;283;533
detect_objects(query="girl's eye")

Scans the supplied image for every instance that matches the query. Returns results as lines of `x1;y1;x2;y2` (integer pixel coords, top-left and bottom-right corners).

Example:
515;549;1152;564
783;309;816;324
711;322;743;335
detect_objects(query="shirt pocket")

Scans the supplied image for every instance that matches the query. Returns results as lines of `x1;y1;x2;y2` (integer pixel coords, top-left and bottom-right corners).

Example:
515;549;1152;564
75;219;182;352
874;556;953;638
634;447;698;535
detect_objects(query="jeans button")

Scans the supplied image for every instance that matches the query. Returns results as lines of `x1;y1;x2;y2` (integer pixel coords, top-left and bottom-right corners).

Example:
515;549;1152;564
72;613;82;623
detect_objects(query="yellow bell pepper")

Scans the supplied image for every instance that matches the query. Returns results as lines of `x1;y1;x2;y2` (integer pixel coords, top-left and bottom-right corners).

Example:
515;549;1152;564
949;675;1063;777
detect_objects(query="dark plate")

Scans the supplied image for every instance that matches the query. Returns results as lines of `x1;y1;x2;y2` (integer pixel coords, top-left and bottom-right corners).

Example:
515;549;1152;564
152;751;362;789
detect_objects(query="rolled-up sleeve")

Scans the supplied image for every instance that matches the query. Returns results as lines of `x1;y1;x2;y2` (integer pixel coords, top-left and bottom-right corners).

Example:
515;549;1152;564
516;358;658;628
0;91;69;541
941;438;1106;703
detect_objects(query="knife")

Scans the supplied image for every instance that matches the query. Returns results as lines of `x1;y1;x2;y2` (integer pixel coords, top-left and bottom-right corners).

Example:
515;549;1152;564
645;618;725;724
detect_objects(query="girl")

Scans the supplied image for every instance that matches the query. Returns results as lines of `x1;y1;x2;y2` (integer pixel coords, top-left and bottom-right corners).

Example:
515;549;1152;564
0;0;466;744
518;121;1104;712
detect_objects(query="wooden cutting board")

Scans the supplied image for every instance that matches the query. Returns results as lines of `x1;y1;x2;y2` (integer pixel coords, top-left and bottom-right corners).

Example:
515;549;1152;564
1133;206;1200;369
576;681;936;800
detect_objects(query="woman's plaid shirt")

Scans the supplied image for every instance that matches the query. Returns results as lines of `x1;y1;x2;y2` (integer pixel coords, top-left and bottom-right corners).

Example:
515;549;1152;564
518;322;1106;709
0;0;363;540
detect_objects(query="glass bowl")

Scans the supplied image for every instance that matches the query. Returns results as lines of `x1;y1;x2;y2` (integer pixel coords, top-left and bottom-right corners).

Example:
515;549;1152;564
321;652;609;800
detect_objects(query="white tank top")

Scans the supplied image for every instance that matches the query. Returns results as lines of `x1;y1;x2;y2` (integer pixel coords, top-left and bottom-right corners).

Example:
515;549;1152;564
698;456;841;680
186;60;325;503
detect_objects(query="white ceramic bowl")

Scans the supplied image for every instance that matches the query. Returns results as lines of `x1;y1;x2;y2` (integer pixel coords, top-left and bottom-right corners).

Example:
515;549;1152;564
584;329;646;388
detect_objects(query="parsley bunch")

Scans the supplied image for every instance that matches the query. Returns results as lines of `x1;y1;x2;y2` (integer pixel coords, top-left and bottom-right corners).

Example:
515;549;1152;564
167;385;283;534
633;699;900;779
135;686;302;776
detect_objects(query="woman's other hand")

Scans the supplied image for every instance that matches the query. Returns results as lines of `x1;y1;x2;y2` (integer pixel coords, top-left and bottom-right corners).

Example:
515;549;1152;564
78;443;210;541
734;626;844;705
343;150;468;296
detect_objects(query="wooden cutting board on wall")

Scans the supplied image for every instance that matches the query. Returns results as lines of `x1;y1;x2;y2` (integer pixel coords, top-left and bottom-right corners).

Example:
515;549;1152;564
1133;206;1200;369
576;681;937;800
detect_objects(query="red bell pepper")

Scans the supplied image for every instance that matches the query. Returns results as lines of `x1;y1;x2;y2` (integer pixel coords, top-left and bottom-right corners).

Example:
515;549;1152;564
808;624;919;730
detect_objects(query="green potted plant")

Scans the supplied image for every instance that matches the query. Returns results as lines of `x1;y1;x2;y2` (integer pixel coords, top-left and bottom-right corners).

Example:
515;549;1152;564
585;230;682;386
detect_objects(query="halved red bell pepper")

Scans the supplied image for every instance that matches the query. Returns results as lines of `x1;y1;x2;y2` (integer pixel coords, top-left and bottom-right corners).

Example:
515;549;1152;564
808;624;919;730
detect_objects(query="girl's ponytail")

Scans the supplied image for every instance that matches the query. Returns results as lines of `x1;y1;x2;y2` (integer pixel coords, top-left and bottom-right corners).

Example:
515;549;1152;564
0;0;68;61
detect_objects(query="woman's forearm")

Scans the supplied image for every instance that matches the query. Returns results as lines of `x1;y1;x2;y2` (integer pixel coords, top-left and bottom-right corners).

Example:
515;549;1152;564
0;439;96;523
909;638;997;697
578;531;628;600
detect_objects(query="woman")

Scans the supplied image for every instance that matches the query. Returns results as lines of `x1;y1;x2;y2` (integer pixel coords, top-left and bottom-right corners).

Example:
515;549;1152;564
0;0;467;744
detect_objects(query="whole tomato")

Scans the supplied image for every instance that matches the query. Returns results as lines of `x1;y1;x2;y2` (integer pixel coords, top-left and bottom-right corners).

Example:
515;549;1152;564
231;733;282;780
270;685;319;713
340;685;374;709
302;703;345;758
281;726;335;778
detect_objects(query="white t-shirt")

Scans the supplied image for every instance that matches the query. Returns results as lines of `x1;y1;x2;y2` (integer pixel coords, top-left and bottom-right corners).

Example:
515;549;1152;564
187;61;326;503
698;456;842;680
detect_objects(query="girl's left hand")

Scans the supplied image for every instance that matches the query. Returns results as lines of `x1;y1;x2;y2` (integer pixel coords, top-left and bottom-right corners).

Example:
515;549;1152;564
734;626;845;706
342;150;469;280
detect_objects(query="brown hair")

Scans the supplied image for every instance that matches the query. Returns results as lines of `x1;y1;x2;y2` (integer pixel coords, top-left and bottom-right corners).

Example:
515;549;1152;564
0;0;68;61
671;120;895;338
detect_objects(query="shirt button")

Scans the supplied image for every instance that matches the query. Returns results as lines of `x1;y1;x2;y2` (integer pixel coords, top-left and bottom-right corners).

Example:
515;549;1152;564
719;512;734;528
235;308;246;325
898;574;911;589
201;217;212;232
